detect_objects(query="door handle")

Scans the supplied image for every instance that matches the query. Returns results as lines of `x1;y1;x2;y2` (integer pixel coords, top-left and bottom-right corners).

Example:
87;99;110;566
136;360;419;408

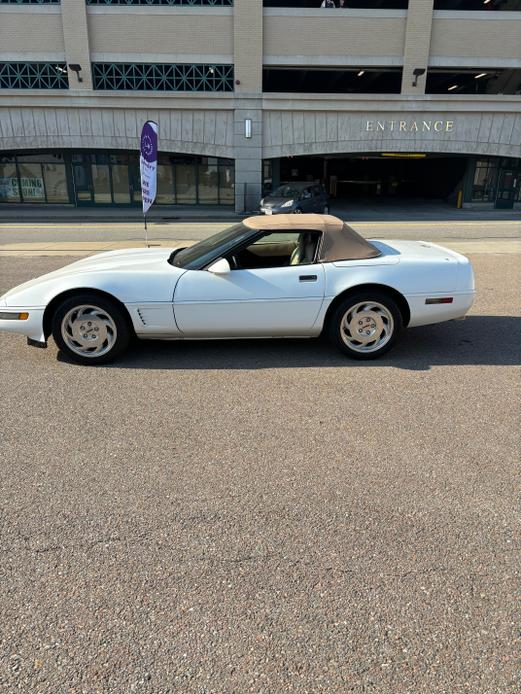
299;274;318;282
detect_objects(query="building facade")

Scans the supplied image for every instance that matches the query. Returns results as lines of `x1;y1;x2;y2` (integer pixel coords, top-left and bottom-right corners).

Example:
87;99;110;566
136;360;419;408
0;0;520;211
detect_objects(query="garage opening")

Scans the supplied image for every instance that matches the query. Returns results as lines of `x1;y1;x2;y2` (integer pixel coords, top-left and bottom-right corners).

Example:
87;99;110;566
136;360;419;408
265;153;469;207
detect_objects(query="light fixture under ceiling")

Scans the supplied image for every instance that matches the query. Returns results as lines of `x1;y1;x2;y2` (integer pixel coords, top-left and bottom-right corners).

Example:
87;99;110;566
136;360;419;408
475;73;488;79
357;71;365;77
448;84;459;91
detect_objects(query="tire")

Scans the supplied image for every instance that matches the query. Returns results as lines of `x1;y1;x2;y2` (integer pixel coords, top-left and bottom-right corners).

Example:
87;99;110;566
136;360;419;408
323;205;330;214
328;291;403;360
294;208;303;214
52;293;131;365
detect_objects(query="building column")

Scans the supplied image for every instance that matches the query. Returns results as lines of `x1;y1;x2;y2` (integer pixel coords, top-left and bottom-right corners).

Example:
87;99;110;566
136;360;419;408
401;0;434;95
233;0;263;212
234;104;263;213
61;0;92;89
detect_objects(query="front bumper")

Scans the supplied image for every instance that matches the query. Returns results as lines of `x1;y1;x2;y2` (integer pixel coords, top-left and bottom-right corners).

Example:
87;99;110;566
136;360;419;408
0;307;46;342
259;207;294;215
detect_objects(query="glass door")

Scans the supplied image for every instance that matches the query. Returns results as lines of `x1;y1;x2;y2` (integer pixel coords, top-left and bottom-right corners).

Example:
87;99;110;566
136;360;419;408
110;153;132;205
72;157;94;205
495;168;518;209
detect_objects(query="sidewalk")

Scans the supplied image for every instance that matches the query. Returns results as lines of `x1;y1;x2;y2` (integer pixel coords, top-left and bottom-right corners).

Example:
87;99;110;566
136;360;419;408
0;200;519;224
0;204;242;224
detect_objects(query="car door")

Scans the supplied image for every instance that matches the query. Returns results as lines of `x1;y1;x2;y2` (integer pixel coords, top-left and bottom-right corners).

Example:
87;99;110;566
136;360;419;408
312;185;323;212
173;244;325;337
301;187;314;212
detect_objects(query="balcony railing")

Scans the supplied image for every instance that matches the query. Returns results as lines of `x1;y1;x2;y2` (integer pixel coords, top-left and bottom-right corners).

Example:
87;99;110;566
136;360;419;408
0;62;68;89
0;0;60;4
92;63;234;91
86;0;232;5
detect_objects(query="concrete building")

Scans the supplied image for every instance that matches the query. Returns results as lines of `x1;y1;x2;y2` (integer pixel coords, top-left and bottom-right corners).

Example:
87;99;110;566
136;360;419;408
0;0;520;212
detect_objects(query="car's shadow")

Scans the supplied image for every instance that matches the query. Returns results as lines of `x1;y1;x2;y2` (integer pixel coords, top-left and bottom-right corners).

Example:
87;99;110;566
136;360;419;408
57;316;520;371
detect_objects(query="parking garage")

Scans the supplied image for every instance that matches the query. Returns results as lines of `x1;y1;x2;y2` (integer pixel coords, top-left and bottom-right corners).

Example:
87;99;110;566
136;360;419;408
264;154;520;209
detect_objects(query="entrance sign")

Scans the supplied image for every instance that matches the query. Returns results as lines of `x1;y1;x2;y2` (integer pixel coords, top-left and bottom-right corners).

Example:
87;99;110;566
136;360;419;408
366;120;455;133
140;120;158;215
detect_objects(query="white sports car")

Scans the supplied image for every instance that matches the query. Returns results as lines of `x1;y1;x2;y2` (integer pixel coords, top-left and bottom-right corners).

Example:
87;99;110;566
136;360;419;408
0;214;475;365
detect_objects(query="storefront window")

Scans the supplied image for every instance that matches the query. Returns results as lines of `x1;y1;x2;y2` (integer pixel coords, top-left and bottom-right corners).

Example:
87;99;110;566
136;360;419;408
16;162;46;203
92;163;112;203
0;150;235;206
175;161;197;204
219;161;234;204
43;163;68;202
111;163;131;204
0;159;20;203
198;157;219;204
156;163;175;204
471;159;499;202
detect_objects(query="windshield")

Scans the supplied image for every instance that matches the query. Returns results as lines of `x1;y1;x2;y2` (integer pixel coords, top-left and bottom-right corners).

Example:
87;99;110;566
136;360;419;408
272;184;307;198
171;223;255;270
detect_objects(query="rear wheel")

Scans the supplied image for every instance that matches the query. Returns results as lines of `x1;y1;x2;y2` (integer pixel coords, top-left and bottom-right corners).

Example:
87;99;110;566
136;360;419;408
328;291;402;359
52;293;131;365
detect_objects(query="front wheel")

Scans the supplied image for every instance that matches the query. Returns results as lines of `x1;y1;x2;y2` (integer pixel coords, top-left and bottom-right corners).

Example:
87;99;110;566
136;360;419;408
293;208;303;214
328;292;403;359
52;293;131;365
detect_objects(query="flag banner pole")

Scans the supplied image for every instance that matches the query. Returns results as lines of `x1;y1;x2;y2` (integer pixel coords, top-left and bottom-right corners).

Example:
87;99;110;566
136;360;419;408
144;214;149;247
139;120;158;248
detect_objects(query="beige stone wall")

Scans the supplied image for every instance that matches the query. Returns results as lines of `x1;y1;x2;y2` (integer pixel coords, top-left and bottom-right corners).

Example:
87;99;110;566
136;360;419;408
0;9;65;59
401;0;434;94
431;16;521;66
0;106;235;159
234;0;262;93
61;0;92;89
264;11;406;66
87;10;233;62
262;104;521;160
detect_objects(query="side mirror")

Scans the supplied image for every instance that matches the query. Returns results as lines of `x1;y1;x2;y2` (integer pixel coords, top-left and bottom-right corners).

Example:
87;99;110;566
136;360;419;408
207;258;231;275
302;191;312;200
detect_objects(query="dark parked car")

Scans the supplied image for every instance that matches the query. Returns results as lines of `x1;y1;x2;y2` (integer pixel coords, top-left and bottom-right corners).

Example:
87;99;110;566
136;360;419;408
260;182;330;215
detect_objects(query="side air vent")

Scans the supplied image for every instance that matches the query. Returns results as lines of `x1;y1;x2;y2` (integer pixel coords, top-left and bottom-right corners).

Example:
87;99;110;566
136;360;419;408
136;308;147;326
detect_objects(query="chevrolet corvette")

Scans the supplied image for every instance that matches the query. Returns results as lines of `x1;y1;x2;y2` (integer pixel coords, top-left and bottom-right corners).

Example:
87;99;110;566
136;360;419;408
0;214;475;364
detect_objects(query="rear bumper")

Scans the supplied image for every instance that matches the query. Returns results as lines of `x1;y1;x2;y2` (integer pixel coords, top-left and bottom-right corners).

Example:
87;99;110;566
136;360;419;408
407;291;475;328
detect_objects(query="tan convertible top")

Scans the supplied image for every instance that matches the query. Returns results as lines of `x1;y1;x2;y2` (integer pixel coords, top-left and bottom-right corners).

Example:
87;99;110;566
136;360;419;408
243;214;381;262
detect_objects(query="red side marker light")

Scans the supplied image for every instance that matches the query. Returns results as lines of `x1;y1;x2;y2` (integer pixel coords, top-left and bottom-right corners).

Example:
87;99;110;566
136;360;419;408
425;297;454;305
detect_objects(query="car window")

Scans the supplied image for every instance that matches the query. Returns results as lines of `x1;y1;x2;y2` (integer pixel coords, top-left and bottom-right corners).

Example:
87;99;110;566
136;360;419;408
230;231;320;270
272;184;306;198
171;223;254;270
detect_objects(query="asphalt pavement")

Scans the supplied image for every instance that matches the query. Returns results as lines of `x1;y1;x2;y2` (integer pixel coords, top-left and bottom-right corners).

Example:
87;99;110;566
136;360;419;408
0;250;519;692
0;220;519;257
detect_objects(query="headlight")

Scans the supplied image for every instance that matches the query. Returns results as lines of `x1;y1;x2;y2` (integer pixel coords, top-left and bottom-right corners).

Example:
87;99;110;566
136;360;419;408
260;198;265;206
281;199;294;208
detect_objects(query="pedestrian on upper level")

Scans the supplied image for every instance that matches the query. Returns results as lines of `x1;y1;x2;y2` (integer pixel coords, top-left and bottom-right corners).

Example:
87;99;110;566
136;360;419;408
321;0;336;8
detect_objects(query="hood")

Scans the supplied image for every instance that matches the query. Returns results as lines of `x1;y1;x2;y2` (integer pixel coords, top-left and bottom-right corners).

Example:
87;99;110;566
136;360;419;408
262;196;296;207
1;247;179;304
65;246;175;272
